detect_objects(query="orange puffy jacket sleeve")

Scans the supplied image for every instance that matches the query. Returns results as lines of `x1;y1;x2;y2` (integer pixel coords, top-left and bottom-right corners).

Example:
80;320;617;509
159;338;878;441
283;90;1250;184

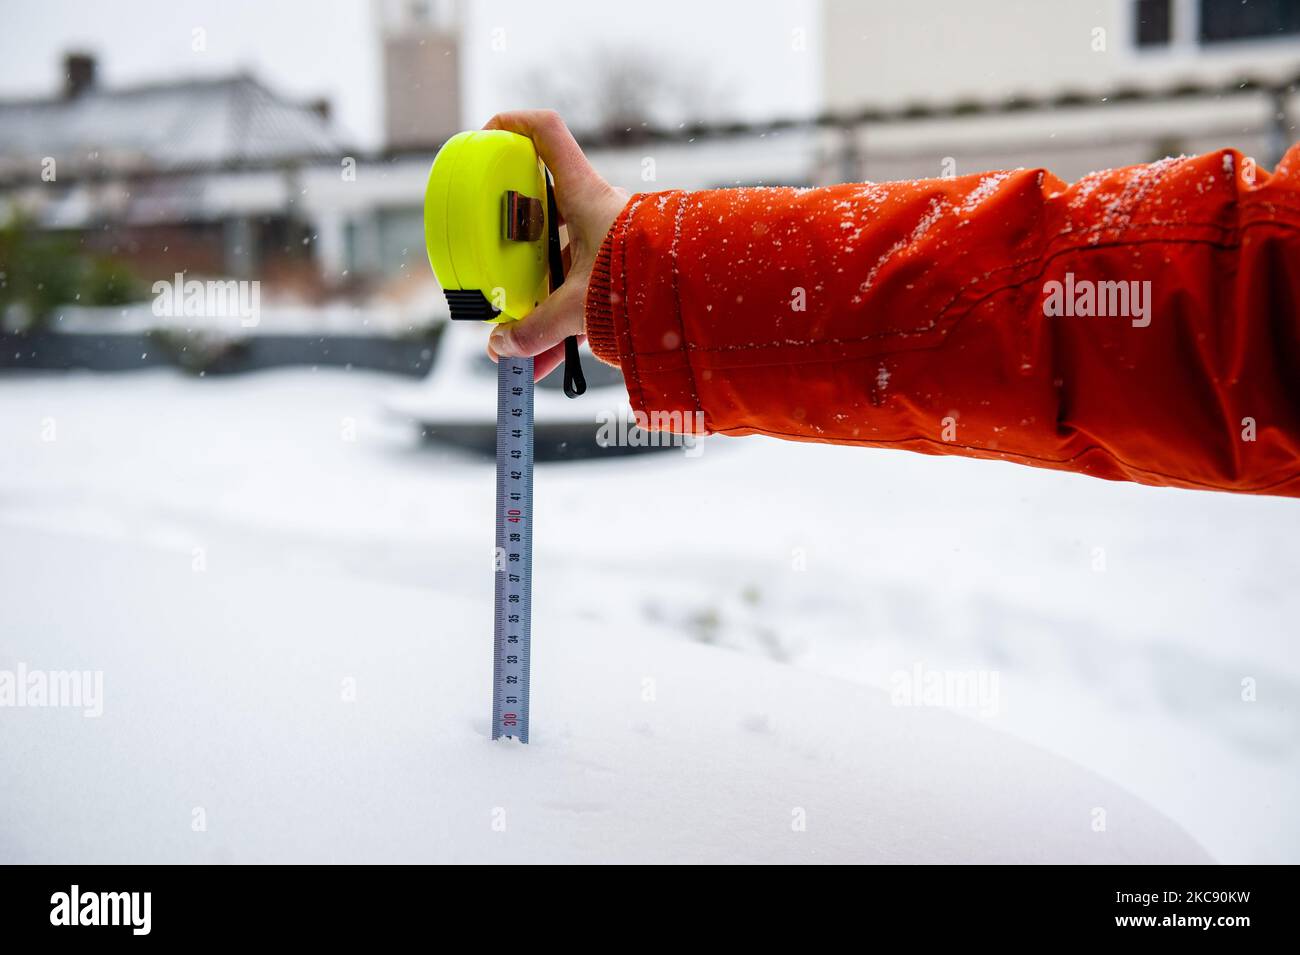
584;145;1300;497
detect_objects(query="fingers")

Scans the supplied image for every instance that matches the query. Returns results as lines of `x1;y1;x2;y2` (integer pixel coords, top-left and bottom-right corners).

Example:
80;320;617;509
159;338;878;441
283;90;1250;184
485;336;569;381
483;110;605;210
488;277;585;358
535;335;588;383
488;337;584;383
532;340;567;382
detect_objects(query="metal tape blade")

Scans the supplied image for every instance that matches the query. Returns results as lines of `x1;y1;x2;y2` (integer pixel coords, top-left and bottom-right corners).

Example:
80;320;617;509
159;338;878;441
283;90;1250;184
492;355;534;742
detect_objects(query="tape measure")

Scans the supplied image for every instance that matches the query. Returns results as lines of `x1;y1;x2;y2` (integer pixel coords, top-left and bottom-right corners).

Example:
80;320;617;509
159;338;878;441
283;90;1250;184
424;129;584;743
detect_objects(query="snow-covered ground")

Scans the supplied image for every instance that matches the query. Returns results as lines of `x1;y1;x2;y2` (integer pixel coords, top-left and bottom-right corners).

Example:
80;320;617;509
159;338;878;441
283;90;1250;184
1;367;1295;862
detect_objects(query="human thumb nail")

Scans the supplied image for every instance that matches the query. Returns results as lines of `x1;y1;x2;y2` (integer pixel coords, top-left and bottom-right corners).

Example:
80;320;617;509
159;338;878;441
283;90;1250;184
489;326;515;356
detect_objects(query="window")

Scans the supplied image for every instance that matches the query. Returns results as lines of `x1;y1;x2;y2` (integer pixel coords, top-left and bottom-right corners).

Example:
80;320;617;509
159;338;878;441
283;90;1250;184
1135;0;1174;46
1199;0;1300;43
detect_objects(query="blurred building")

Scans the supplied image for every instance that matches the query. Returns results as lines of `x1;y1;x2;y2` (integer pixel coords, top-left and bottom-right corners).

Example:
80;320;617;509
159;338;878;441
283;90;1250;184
0;53;344;285
821;0;1300;182
2;0;1296;323
378;0;462;149
309;0;466;291
0;14;466;304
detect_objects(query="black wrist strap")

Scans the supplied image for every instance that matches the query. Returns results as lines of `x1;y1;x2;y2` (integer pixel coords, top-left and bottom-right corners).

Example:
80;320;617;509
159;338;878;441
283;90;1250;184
546;171;586;399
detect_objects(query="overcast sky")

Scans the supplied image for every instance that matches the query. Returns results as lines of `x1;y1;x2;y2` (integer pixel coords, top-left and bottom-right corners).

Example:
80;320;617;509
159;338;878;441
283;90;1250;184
0;0;822;147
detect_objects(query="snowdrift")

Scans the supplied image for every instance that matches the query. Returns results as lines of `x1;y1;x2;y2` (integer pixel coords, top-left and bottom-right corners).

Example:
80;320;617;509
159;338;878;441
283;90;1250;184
1;521;1208;864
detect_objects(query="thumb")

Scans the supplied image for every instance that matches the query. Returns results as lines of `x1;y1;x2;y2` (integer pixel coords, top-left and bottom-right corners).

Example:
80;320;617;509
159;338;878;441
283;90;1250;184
488;277;585;359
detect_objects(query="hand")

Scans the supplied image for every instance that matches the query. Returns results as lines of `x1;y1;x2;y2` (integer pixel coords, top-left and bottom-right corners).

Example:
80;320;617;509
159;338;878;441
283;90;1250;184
481;110;630;380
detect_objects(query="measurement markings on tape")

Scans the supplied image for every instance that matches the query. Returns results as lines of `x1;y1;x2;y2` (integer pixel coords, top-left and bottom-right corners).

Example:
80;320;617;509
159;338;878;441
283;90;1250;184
492;354;535;742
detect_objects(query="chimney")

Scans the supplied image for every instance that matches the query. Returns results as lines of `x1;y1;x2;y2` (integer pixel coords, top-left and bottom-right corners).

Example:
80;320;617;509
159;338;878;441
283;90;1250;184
379;0;462;149
64;52;97;99
308;97;332;123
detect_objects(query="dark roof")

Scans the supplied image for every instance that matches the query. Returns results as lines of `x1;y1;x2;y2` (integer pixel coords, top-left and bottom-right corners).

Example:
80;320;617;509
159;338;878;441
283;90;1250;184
0;74;346;178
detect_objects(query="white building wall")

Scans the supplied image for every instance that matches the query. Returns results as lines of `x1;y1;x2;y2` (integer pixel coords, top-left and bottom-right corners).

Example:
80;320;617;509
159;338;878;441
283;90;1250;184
822;0;1300;183
824;0;1300;110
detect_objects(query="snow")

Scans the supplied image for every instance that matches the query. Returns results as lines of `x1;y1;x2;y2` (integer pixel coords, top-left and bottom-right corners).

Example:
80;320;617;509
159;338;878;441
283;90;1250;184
958;171;1013;214
26;296;442;339
856;195;950;298
2;368;1295;862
